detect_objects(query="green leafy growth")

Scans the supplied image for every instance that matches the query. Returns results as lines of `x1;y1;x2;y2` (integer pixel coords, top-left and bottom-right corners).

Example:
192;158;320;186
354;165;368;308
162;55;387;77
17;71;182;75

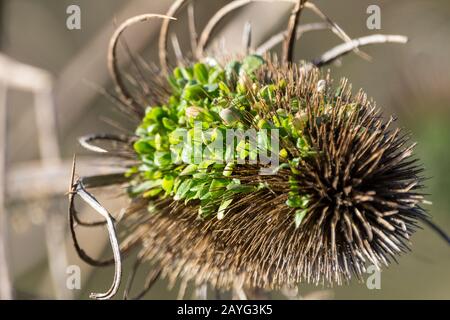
128;55;315;222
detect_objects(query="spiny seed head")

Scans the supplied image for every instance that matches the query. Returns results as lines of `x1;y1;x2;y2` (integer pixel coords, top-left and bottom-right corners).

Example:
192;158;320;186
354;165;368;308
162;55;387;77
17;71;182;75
71;4;431;300
117;57;427;289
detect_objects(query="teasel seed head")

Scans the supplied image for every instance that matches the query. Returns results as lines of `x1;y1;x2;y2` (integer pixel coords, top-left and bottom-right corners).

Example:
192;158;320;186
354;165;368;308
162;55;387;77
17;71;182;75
115;59;429;289
69;1;447;300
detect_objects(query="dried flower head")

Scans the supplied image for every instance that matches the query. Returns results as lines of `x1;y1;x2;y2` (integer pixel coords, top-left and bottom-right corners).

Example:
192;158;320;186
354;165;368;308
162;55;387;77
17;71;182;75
68;0;446;300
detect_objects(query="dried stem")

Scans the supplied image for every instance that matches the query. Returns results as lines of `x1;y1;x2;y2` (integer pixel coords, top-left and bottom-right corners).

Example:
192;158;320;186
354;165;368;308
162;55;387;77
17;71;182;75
312;34;408;67
159;0;190;74
187;3;198;54
197;0;345;58
171;33;184;64
195;0;367;62
78;133;132;154
68;193;129;267
304;2;371;61
242;21;253;54
197;0;293;58
68;157;125;300
256;22;328;54
69;178;122;299
79;173;129;189
109;14;175;118
118;33;152;97
71;172;129;227
282;0;308;64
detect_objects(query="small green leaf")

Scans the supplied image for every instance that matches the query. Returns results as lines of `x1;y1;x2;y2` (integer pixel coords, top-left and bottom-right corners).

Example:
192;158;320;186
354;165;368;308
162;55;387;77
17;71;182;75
193;63;208;84
173;67;184;80
225;60;241;84
295;209;308;228
145;107;165;122
226;179;255;193
169;128;187;145
198;202;215;218
257;119;272;129
180;164;198;176
223;162;235;177
184;190;198;204
181;144;194;163
199;190;212;201
129;180;161;195
218;81;231;95
180;67;193;80
208;67;223;84
162;117;176;131
198;159;215;170
185;106;214;122
183;84;205;101
240;54;265;75
143;187;162;198
286;194;302;208
209;179;228;192
154;151;172;167
133;140;153;154
203;83;219;93
257;182;269;190
301;196;310;208
174;179;192;200
219;107;241;125
154;134;165;151
125;166;138;178
191;181;207;192
217;198;233;220
162;175;175;193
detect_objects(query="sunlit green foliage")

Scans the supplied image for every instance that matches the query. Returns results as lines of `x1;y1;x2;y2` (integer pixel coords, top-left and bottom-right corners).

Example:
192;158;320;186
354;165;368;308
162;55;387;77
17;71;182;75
128;55;314;222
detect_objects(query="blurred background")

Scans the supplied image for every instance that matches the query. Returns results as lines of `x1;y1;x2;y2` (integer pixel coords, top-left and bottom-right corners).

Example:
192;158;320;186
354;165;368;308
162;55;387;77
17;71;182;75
0;0;449;300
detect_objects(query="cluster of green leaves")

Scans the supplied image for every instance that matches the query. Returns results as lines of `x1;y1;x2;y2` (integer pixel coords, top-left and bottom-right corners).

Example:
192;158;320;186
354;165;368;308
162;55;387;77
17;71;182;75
128;54;315;224
286;175;311;228
250;78;317;228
